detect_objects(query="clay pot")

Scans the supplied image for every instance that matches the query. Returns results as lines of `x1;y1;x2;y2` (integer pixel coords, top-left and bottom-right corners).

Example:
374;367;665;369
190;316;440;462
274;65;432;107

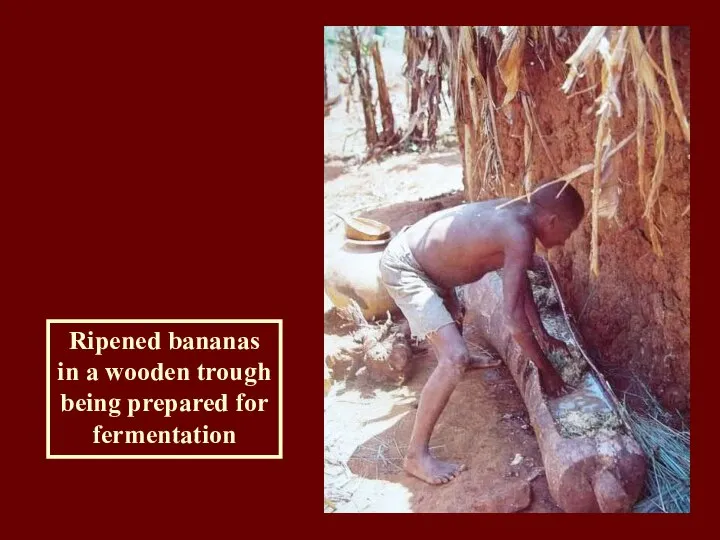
324;241;398;321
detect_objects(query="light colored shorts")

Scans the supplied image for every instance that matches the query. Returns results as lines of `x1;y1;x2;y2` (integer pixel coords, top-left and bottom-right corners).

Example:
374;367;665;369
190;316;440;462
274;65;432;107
379;228;456;340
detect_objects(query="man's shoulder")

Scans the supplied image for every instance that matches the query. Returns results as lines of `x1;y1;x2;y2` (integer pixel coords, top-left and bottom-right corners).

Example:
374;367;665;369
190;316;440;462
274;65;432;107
495;208;532;235
464;200;534;241
498;214;535;251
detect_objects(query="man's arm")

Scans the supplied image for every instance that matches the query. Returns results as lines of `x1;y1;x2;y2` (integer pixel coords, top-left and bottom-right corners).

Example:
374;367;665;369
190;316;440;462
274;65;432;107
523;276;546;339
525;256;572;354
502;231;565;397
524;252;547;337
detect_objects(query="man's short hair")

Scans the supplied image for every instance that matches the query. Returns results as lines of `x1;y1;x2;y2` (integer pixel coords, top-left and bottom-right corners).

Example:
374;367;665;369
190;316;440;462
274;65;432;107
531;181;585;227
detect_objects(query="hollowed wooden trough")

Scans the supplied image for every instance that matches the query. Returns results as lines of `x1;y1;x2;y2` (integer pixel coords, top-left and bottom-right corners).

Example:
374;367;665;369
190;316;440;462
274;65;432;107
460;260;646;513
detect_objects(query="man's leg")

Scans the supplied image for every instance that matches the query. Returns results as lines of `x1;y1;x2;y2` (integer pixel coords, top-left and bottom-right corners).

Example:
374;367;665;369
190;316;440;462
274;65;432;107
441;288;501;370
403;322;470;485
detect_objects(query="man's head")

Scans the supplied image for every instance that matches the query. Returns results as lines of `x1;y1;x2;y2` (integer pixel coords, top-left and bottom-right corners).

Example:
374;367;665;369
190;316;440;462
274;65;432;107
530;181;585;248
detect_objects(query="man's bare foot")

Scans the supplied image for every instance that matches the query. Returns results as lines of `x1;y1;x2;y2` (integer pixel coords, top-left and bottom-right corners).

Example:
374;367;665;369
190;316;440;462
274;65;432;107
404;452;467;485
468;352;502;370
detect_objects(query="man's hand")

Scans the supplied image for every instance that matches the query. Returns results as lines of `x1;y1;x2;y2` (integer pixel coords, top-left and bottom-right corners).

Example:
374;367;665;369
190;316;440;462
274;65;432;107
501;231;569;399
539;335;571;396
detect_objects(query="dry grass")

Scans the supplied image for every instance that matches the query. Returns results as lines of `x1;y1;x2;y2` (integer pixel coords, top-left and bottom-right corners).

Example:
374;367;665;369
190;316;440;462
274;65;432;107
628;27;666;257
562;26;691;269
560;25;675;274
497;26;526;106
622;378;690;513
661;27;690;144
521;93;534;199
438;26;508;200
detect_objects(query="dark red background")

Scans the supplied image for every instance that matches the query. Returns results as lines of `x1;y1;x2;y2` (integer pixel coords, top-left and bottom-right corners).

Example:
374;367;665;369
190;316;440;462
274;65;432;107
49;322;279;456
2;4;704;534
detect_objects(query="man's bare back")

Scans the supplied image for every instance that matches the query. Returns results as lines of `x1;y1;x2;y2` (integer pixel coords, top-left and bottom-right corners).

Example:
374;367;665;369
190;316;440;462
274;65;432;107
404;199;528;289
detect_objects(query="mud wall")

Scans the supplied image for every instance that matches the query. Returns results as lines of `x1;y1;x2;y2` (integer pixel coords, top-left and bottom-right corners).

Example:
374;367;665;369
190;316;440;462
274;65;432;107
493;28;690;414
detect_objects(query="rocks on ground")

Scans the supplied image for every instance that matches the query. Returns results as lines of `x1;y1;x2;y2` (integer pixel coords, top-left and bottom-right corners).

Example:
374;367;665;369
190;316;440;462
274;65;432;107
472;479;532;513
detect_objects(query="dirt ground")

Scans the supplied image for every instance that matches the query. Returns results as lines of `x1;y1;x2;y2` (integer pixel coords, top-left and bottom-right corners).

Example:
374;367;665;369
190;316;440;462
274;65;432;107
324;34;560;512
